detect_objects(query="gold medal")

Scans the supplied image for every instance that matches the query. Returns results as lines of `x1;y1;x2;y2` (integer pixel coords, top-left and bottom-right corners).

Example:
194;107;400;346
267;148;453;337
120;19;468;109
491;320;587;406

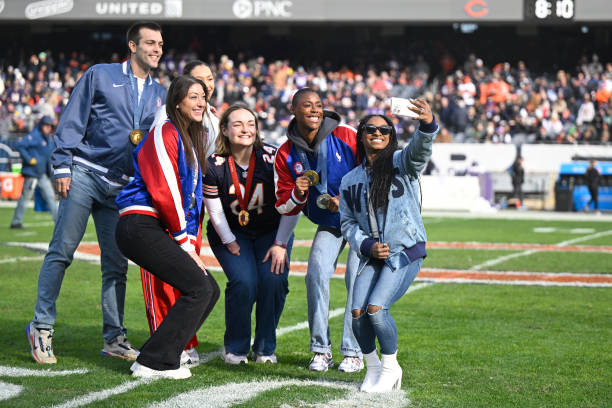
303;170;319;186
238;210;250;226
129;129;144;146
316;193;332;209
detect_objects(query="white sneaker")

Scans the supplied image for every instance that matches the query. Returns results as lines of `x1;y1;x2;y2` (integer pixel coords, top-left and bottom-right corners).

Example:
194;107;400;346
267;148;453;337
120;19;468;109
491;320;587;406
101;335;139;360
25;322;56;364
308;352;334;371
130;361;191;379
180;348;199;365
338;356;364;373
252;353;277;364
221;348;248;365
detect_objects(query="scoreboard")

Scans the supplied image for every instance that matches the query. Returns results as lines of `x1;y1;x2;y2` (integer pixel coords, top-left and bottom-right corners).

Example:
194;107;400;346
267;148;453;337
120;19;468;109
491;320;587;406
524;0;575;22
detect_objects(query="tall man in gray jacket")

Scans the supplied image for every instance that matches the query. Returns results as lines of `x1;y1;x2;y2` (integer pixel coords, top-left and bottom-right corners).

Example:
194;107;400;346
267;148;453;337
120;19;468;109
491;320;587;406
26;21;167;364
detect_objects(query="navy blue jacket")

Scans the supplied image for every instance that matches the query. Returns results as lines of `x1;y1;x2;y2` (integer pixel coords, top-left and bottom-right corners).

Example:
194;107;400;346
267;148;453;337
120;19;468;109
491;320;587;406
52;60;166;184
16;125;55;178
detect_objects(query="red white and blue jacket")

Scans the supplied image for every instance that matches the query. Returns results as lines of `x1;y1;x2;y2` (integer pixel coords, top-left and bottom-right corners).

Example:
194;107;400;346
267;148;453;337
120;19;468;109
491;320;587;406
274;111;358;230
115;120;203;252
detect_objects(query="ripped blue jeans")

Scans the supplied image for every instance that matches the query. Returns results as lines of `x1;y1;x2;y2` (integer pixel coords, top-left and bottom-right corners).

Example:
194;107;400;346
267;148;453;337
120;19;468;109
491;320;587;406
351;257;422;355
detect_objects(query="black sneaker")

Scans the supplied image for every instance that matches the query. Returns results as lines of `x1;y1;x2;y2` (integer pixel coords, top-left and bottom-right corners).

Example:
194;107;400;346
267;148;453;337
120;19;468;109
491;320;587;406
10;224;23;229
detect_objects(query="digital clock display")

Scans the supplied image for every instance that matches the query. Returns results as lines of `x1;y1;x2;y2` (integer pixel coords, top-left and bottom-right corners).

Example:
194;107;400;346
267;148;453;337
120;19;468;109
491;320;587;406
524;0;575;21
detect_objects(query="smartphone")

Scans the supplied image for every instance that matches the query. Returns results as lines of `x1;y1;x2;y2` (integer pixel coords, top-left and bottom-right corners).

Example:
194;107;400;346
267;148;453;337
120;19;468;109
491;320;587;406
390;97;419;118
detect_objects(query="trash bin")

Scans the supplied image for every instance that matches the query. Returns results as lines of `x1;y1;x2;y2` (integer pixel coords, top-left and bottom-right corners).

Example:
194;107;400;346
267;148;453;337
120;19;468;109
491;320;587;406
0;172;24;200
554;184;573;211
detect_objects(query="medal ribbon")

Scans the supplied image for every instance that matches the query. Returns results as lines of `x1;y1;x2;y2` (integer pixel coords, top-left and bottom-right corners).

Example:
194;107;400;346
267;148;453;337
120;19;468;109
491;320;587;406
228;150;256;218
296;137;328;195
128;63;153;131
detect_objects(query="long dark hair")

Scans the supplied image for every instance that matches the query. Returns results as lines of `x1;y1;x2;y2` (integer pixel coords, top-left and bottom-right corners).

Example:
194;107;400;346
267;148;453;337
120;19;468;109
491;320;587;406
356;114;398;211
166;75;208;170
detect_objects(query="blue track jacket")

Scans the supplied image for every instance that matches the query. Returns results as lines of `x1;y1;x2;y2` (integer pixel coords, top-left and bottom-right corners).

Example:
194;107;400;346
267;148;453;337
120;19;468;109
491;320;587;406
52;60;166;184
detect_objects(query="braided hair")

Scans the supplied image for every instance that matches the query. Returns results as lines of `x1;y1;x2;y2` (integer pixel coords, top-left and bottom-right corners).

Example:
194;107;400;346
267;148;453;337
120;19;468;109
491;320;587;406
355;114;398;211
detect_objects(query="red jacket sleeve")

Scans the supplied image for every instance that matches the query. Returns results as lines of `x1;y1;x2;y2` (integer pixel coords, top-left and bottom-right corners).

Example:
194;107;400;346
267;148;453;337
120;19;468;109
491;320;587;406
273;141;307;215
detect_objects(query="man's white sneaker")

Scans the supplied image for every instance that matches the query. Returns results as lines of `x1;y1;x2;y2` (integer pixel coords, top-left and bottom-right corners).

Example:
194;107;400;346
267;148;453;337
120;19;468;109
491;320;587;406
180;348;199;365
338;356;364;373
25;322;56;364
308;352;334;371
221;348;248;365
101;335;139;360
252;353;277;364
130;361;191;379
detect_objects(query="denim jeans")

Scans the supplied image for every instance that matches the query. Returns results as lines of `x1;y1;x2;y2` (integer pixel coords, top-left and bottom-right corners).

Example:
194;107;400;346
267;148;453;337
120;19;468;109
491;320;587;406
305;226;361;357
210;229;293;356
351;257;422;355
11;174;58;225
32;165;129;342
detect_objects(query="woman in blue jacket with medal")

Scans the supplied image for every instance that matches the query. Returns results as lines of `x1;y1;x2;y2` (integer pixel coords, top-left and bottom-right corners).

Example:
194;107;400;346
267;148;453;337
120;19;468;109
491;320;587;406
339;99;438;392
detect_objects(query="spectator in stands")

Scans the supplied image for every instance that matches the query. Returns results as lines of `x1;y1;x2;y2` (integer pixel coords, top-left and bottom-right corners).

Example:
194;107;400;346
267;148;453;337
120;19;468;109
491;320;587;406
9;115;58;229
2;39;612;146
583;160;601;213
25;21;166;365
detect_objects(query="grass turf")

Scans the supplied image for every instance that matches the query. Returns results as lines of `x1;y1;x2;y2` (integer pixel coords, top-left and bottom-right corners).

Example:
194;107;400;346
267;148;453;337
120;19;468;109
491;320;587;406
0;207;610;407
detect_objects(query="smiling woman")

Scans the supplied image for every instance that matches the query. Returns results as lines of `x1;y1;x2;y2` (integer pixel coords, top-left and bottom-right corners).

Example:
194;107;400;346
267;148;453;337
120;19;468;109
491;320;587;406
203;104;299;365
340;100;439;392
114;75;219;379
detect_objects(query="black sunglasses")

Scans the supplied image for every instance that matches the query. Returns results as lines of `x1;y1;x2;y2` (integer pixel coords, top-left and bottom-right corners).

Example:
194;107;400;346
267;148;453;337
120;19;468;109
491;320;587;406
365;124;392;135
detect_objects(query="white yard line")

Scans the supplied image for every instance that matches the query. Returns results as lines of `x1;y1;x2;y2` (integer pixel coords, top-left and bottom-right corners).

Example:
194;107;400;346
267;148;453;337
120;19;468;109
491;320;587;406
0;255;44;264
0;366;88;403
472;229;612;270
52;379;151;408
50;282;432;408
148;378;408;408
0;366;88;377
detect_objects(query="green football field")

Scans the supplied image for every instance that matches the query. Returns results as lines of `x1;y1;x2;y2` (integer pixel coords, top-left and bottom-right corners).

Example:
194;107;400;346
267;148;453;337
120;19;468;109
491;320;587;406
0;206;610;407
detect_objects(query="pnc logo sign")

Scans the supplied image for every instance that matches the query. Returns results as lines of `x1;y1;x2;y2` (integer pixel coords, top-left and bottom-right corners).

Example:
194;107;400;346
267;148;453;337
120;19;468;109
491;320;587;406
464;0;488;18
232;0;292;19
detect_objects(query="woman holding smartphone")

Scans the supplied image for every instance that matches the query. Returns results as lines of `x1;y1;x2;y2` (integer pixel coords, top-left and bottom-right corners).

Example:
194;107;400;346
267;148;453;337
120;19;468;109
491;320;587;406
339;99;438;392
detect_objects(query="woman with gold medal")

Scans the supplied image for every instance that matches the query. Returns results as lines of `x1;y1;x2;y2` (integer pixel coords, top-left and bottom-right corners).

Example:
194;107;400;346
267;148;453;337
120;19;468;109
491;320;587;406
203;104;299;364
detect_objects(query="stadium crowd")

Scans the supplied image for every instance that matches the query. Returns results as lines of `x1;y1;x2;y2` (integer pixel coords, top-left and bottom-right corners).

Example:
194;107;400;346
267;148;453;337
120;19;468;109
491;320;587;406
1;49;611;145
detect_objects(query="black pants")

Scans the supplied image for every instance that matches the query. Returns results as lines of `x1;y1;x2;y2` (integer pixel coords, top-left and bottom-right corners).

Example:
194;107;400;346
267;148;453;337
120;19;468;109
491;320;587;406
588;187;599;210
116;214;219;370
512;183;524;203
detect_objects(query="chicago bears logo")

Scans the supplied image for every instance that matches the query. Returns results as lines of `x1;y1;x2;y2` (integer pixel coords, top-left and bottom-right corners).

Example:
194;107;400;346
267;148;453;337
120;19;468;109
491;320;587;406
214;155;226;166
293;162;304;175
